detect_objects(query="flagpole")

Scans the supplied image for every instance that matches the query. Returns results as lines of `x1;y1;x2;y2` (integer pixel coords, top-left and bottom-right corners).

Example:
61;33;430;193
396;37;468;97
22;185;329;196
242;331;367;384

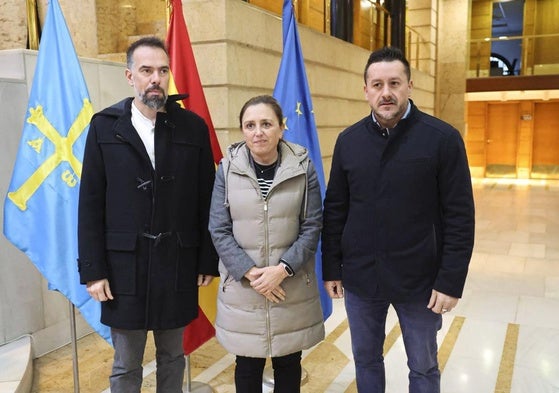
68;301;80;393
182;355;214;392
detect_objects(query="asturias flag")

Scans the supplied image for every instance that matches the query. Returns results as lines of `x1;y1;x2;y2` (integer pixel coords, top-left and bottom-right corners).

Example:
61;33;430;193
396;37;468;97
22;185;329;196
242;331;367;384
3;0;111;343
166;0;222;355
273;0;332;320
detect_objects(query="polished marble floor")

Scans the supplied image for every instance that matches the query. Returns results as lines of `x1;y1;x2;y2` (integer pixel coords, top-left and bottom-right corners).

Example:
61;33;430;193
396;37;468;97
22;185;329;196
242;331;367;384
28;178;559;392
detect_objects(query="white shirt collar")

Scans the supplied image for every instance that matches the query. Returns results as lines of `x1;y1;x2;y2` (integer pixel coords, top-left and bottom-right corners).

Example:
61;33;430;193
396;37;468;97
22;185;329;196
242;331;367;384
131;102;156;169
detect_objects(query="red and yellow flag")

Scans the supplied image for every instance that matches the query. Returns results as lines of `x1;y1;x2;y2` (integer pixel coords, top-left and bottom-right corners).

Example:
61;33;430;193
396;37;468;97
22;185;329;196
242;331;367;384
166;0;222;355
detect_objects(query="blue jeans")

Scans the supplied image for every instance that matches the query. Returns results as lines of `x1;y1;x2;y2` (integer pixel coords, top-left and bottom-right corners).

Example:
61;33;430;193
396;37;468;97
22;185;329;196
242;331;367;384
344;289;442;393
110;327;185;393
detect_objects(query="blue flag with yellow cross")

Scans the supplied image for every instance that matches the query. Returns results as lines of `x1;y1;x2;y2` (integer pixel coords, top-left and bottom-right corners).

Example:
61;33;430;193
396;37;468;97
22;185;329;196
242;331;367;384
3;0;111;343
273;0;332;320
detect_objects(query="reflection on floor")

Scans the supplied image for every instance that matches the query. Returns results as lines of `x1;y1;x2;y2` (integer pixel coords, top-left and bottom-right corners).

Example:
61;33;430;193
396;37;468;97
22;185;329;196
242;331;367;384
531;165;559;180
486;164;559;180
485;164;518;178
30;178;559;393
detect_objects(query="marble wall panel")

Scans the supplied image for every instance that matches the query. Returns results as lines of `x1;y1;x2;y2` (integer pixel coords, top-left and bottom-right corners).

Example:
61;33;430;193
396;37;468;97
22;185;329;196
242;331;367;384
0;78;45;344
437;0;468;133
0;1;27;49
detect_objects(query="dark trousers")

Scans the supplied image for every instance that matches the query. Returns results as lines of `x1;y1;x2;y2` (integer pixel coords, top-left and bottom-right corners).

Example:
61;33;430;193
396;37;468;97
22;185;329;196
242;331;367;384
235;351;302;393
345;290;442;393
110;327;185;393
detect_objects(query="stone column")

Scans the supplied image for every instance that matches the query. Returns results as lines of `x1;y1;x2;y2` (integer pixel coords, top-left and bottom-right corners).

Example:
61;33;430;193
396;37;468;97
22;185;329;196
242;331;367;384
436;0;468;135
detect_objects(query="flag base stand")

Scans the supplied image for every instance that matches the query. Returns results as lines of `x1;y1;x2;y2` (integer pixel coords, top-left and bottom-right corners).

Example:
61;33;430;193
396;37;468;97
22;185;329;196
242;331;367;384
182;381;214;393
182;355;214;393
262;366;308;388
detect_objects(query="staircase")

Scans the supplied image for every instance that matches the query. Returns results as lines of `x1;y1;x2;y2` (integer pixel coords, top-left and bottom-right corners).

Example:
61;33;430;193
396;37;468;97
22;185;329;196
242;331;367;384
0;336;33;393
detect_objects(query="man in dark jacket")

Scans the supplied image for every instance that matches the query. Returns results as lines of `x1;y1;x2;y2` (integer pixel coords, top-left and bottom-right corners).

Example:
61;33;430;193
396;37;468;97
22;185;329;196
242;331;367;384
78;36;218;392
322;46;475;393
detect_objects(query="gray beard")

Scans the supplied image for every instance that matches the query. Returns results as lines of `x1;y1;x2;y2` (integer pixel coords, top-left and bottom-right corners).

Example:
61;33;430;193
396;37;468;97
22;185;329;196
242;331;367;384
142;94;166;110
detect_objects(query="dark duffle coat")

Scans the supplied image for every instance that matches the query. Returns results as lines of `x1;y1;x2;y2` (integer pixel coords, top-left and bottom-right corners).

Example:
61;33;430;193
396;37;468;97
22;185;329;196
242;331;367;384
78;96;218;330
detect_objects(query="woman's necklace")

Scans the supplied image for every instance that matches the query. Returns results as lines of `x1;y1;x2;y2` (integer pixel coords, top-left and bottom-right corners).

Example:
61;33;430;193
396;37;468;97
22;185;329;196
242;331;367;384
253;160;278;174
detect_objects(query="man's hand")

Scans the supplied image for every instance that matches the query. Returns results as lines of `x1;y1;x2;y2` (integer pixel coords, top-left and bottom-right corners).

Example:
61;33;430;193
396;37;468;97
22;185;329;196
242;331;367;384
197;274;214;286
427;289;459;314
324;280;344;298
86;279;113;302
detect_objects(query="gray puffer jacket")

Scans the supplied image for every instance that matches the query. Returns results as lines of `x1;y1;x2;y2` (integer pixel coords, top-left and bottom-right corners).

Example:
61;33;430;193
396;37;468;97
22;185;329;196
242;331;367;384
209;140;324;358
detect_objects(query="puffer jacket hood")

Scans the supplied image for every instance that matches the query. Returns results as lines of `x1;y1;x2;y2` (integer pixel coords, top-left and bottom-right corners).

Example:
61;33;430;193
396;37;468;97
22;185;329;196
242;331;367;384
221;140;310;209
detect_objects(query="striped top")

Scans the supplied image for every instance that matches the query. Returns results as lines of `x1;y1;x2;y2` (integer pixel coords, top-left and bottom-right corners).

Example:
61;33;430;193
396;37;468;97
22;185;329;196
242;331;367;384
252;161;277;199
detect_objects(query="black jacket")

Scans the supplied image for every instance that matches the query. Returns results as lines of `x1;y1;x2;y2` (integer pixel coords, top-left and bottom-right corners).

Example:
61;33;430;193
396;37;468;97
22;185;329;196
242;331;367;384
322;101;475;302
78;97;218;329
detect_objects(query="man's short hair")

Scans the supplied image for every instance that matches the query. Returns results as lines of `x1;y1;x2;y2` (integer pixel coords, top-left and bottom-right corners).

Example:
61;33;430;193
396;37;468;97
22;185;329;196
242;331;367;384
364;46;411;83
126;36;168;69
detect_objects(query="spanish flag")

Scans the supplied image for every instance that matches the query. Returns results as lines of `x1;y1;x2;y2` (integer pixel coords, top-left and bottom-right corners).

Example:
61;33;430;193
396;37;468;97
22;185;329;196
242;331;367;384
166;0;222;355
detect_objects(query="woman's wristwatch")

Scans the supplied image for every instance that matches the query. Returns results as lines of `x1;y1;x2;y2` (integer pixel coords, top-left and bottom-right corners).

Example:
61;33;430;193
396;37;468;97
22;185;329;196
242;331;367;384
280;260;295;277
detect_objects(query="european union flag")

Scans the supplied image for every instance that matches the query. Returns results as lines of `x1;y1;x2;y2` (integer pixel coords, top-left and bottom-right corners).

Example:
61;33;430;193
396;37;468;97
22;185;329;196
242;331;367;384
273;0;332;320
3;0;111;343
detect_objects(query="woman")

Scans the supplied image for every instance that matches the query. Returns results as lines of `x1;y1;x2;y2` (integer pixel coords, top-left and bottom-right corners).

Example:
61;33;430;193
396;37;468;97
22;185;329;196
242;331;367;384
209;95;325;392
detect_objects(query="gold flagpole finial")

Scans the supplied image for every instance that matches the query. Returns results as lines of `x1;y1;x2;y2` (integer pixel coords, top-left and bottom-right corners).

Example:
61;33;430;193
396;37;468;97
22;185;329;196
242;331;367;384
166;0;173;30
26;0;40;50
